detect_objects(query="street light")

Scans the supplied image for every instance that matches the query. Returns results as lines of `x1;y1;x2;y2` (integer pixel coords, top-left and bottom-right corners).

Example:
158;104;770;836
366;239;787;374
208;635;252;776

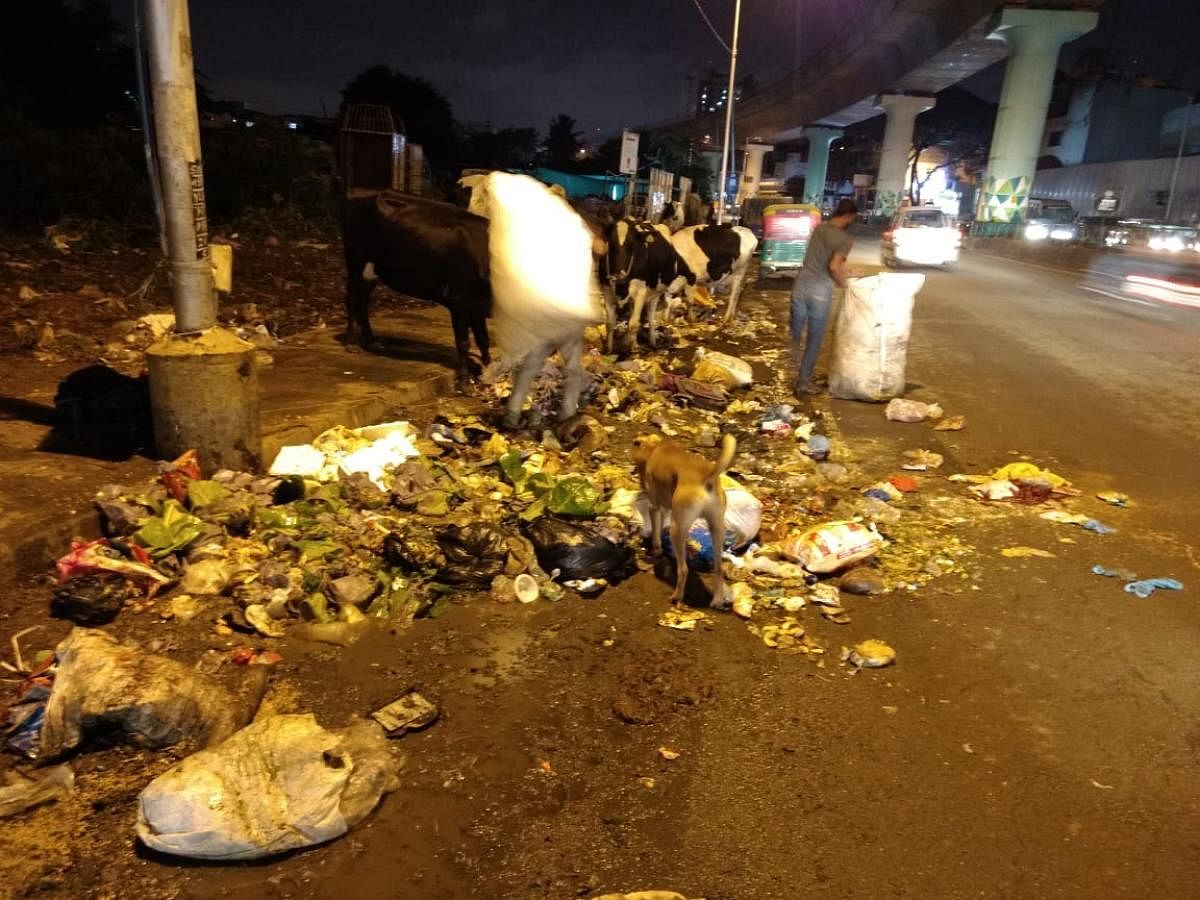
715;0;742;225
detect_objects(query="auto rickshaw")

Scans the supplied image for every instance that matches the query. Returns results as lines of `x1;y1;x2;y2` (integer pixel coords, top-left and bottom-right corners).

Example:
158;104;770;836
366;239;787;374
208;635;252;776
758;203;823;281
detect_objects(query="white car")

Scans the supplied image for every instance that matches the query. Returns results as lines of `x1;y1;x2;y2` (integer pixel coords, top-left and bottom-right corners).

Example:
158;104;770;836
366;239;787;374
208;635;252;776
881;208;961;268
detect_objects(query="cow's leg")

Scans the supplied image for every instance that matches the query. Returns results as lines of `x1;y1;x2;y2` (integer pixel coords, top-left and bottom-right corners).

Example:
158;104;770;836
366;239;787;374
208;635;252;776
344;260;376;349
723;269;748;321
449;310;472;386
471;310;491;367
645;288;662;348
626;279;648;354
503;344;548;430
557;332;584;422
603;284;618;354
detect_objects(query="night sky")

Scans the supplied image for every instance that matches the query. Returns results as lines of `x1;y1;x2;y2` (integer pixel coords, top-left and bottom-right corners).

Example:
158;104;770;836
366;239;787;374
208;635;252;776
113;0;1198;138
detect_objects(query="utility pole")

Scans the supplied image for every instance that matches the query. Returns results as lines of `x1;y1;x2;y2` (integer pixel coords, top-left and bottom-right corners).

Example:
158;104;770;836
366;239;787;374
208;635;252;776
715;0;742;225
142;0;260;473
1164;98;1194;224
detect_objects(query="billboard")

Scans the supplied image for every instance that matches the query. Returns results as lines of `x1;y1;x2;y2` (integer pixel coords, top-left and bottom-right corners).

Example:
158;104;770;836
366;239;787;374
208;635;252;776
620;130;640;175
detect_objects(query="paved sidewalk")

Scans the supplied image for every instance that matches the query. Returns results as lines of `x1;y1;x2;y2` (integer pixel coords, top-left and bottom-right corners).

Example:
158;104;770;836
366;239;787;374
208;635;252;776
0;305;459;578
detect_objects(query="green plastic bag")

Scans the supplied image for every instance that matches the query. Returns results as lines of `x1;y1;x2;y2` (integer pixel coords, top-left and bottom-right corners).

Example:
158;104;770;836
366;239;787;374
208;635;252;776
134;500;205;558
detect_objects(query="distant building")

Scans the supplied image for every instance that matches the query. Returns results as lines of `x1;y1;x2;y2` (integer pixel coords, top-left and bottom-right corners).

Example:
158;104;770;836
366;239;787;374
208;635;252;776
691;69;755;116
1040;77;1190;167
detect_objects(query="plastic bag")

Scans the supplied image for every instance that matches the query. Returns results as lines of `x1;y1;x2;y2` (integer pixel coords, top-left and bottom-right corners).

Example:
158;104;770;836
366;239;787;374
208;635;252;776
526;517;636;584
436;523;510;586
136;714;400;860
829;273;924;401
633;486;761;551
50;574;130;626
780;521;883;574
884;398;943;422
0;765;75;819
692;349;753;388
38;628;259;759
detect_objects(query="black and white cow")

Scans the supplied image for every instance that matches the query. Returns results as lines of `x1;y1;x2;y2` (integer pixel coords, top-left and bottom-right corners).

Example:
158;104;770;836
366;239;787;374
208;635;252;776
668;224;759;320
603;218;694;353
342;191;491;384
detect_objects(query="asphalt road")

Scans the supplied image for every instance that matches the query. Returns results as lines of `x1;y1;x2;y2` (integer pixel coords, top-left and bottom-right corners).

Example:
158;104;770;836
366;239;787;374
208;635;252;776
662;240;1200;899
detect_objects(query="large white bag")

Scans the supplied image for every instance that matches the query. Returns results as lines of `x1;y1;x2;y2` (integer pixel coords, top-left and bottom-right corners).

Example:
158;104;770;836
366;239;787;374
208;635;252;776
136;714;401;860
829;273;925;401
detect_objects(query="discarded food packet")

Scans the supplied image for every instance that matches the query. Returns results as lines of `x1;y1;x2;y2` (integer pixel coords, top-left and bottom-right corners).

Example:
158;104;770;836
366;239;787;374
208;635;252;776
804;434;830;460
1123;577;1183;599
371;692;439;736
1091;564;1137;581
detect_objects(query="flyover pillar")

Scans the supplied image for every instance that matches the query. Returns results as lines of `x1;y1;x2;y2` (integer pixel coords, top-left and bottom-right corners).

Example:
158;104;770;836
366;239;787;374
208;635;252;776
978;6;1098;232
802;126;842;207
874;94;934;217
738;142;774;203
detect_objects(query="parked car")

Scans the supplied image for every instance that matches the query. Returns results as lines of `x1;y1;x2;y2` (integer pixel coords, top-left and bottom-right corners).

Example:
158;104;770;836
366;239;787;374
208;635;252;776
758;203;823;280
881;207;961;268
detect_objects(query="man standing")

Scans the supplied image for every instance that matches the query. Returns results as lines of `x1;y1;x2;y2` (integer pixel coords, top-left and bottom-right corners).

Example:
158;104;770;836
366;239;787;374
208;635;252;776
790;198;858;395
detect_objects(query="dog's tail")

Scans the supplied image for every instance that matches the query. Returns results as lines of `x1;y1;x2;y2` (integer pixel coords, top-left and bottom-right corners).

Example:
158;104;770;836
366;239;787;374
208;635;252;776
707;434;737;487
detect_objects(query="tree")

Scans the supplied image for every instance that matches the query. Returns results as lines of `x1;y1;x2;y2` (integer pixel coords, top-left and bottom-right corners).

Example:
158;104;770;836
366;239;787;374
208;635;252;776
462;127;540;170
340;65;459;165
0;0;135;128
906;87;996;204
542;114;583;169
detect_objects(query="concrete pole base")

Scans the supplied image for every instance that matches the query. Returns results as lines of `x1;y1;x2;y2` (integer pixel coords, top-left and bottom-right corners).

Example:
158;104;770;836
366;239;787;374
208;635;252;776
147;327;261;474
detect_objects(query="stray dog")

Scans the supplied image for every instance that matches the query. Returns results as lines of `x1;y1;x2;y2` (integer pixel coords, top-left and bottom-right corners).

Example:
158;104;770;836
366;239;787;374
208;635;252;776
633;433;737;607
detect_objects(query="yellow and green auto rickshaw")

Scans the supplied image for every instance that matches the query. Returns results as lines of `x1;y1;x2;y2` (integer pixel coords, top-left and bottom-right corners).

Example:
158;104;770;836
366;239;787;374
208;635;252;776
758;203;822;281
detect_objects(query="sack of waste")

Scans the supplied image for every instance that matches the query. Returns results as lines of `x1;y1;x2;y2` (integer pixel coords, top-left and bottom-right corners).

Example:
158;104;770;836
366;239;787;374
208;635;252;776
780;521;883;574
526;517;637;584
38;628;260;759
136;714;401;860
829;273;924;401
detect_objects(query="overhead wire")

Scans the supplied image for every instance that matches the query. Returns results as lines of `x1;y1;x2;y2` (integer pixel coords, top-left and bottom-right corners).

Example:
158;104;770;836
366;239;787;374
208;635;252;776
688;0;731;53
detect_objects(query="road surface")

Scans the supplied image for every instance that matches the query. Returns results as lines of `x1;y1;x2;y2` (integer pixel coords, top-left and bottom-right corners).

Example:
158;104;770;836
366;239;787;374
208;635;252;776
5;241;1198;900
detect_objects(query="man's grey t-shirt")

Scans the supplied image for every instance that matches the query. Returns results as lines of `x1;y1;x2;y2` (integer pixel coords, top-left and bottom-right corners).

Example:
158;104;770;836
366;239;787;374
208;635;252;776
795;222;852;298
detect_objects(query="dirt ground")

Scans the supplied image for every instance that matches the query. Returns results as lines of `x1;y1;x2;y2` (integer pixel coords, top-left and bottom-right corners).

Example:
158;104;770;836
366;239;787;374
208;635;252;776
1;233;1198;900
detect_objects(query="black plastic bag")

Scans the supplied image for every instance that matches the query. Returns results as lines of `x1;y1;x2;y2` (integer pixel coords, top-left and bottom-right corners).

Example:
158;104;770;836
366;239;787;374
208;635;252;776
383;524;446;573
51;574;131;626
436;523;509;586
525;517;636;584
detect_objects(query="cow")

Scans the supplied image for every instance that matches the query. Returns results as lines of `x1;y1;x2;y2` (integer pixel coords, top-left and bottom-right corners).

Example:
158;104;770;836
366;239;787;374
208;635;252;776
466;172;602;430
604;217;694;353
668;223;759;320
341;191;491;385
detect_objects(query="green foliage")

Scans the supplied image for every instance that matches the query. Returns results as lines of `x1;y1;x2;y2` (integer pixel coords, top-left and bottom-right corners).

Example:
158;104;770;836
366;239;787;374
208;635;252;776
542;114;584;169
340;65;459;165
462;127;540;170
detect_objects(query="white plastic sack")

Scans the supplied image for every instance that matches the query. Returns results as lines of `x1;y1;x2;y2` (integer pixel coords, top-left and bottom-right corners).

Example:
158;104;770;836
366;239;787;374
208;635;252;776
692;349;753;388
633;482;762;550
829;273;925;401
780;520;883;573
884;398;943;423
136;714;401;860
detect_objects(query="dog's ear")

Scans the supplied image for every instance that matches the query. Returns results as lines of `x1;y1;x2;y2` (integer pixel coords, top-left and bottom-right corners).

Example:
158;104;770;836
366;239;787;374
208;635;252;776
631;433;658;466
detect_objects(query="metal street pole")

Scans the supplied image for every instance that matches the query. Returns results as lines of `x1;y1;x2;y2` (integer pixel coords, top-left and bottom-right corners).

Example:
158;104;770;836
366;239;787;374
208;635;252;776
1164;98;1194;224
715;0;742;225
142;0;261;474
143;0;215;331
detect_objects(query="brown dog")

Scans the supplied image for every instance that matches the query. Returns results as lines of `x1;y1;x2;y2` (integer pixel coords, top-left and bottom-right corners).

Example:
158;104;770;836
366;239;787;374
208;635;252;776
633;433;737;607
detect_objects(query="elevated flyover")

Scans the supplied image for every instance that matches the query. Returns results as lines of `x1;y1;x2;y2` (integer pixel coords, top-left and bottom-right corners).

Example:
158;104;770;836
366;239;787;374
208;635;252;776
653;1;1101;224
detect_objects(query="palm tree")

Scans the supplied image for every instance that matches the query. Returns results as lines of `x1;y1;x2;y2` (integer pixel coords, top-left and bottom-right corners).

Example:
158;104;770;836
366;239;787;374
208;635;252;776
542;113;583;169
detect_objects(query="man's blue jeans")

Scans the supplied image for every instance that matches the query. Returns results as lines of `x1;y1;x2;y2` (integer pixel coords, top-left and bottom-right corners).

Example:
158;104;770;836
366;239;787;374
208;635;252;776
790;281;834;388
